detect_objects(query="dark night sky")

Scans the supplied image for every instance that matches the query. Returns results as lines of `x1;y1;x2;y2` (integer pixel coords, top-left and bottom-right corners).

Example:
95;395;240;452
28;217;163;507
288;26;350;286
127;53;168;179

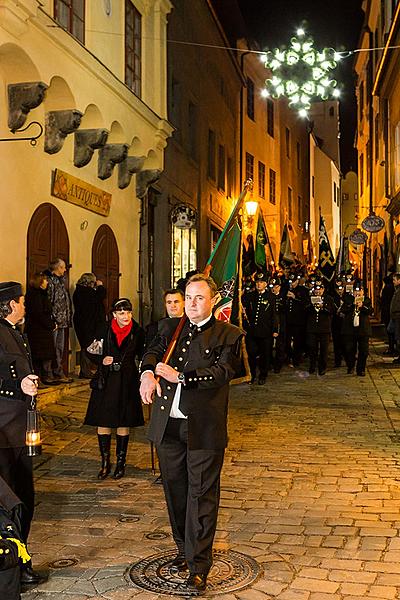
237;0;365;173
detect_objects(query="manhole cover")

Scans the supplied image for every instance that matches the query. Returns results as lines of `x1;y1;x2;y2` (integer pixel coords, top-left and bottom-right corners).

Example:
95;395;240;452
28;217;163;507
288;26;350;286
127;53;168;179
126;548;262;596
49;558;79;569
145;531;169;540
119;515;140;523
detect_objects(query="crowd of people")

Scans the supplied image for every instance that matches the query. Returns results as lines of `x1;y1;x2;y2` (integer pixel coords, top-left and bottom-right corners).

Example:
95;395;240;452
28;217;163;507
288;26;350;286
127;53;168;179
242;268;374;380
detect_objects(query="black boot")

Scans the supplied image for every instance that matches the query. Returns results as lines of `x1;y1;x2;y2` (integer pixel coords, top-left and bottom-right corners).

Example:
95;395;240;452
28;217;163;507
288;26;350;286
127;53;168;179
113;434;129;479
97;434;111;480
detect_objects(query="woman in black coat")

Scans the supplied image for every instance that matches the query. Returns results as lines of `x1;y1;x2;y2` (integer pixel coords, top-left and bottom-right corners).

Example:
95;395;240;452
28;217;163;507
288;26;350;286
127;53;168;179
84;297;145;480
25;273;56;385
73;273;107;378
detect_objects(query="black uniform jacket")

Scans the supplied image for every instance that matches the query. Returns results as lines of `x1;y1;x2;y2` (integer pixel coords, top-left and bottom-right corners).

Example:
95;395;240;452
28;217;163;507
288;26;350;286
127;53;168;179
285;285;309;326
242;290;279;336
305;294;335;334
341;293;373;336
0;320;33;448
140;316;244;451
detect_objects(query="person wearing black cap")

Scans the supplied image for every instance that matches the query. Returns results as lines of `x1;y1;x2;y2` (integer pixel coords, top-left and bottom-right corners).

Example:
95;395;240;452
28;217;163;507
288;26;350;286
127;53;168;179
0;281;41;585
341;282;373;376
269;276;286;373
284;272;309;366
84;298;145;479
331;278;346;367
305;279;335;375
242;272;279;384
139;274;244;594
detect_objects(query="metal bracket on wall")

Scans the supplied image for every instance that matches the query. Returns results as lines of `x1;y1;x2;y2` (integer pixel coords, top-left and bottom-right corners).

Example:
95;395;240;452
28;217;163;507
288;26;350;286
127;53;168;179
0;121;43;146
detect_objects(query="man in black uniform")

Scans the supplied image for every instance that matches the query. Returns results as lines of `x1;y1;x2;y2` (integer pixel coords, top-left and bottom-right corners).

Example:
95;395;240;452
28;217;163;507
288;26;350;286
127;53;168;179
305;279;335;375
331;278;346;367
285;273;309;366
269;276;286;373
140;274;244;594
341;280;373;376
242;272;279;384
0;281;41;586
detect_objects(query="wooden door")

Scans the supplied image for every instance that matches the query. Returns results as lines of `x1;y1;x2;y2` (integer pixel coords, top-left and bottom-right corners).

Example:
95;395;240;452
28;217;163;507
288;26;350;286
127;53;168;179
92;225;120;313
27;203;70;371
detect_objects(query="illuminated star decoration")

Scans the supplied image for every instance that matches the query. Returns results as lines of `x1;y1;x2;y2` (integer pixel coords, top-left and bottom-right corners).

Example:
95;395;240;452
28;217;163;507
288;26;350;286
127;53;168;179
262;28;341;117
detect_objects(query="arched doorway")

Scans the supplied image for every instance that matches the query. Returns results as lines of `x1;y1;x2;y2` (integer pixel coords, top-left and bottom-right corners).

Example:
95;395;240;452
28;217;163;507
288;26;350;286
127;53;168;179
92;225;120;313
27;203;70;372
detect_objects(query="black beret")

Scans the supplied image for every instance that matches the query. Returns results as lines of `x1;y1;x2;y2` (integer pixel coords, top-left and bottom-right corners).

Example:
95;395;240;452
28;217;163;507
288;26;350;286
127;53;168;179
0;282;23;302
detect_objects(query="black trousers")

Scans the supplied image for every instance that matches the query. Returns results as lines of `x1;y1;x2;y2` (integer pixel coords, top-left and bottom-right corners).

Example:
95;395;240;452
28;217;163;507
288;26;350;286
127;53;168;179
156;418;224;575
286;324;305;365
245;334;272;379
307;332;330;373
331;325;344;366
273;332;286;372
0;447;34;543
342;334;369;374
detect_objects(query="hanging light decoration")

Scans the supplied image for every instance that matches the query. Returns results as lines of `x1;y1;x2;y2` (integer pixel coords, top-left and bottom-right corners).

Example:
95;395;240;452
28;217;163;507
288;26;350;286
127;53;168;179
263;28;341;117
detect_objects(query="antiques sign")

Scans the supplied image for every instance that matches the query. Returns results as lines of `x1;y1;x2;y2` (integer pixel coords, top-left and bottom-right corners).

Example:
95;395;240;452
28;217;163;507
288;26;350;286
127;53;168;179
52;169;111;216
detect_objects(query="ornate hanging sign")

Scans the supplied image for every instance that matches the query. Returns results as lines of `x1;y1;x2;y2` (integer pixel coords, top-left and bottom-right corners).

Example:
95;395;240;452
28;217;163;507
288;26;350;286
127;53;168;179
170;204;197;229
262;28;341;117
349;228;368;245
361;212;385;233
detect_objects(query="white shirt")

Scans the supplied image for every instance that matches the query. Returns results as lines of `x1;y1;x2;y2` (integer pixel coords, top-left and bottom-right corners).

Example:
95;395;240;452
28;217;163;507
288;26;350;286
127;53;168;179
169;313;213;419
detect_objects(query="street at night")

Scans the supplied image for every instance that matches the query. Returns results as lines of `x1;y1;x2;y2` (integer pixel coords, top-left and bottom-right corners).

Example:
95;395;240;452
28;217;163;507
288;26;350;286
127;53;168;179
22;333;400;599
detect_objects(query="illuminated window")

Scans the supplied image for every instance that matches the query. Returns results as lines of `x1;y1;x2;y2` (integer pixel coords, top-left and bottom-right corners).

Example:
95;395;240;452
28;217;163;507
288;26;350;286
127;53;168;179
125;1;142;97
54;0;85;43
172;226;197;287
245;152;254;182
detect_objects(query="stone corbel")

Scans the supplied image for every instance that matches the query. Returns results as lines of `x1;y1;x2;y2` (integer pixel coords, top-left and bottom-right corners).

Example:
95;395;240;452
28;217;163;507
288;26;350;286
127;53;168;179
98;144;129;180
8;82;48;132
45;109;83;154
74;128;109;168
118;155;146;189
136;169;162;199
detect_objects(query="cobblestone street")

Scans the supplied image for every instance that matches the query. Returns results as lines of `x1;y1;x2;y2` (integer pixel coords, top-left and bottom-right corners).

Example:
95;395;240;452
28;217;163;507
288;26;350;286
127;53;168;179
22;332;400;600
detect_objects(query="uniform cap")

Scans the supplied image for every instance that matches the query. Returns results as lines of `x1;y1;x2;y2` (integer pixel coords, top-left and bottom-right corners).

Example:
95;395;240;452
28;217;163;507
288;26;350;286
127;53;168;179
0;281;23;302
255;272;268;282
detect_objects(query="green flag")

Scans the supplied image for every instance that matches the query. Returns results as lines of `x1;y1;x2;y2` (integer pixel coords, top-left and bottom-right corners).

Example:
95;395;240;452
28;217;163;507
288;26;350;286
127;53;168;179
255;213;267;269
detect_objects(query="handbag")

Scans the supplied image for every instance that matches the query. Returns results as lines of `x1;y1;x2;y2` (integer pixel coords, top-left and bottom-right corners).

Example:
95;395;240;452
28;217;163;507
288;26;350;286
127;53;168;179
87;339;103;355
89;367;106;391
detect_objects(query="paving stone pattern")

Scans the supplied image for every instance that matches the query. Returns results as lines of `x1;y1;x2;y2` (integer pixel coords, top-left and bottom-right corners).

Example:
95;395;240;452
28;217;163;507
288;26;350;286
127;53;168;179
22;333;400;599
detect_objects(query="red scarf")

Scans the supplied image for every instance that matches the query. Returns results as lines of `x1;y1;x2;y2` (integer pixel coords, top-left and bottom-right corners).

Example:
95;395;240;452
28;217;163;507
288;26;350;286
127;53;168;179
111;318;133;347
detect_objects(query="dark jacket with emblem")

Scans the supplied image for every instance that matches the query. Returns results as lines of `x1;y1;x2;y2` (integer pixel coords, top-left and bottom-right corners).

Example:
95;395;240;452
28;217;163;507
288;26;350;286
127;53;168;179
84;320;145;428
242;290;279;337
341;293;373;337
305;294;335;334
140;316;244;451
0;320;33;448
285;285;309;326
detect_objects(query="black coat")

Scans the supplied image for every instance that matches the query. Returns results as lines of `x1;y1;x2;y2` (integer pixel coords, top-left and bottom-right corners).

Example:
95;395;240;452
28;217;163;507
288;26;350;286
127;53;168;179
140;317;244;450
285;285;309;326
0;321;33;448
73;285;107;348
341;293;373;337
84;320;145;428
306;294;335;334
242;290;279;337
25;287;55;361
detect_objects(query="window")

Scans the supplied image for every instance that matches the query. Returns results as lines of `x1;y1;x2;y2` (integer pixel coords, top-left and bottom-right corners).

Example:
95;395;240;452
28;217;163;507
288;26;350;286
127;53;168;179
169;77;182;136
188;102;198;161
296;142;301;170
258;161;266;198
247;77;255;120
227;157;233;198
269;169;276;205
267;99;274;137
297;195;302;219
285;127;291;158
54;0;85;42
288;187;293;221
218;145;225;191
208;130;216;179
172;225;197;287
211;225;222;253
245;152;254;183
125;1;142;97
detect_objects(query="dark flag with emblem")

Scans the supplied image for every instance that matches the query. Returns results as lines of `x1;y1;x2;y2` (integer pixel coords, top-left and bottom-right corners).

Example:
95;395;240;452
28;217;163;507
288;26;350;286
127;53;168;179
255;213;267;269
318;214;336;281
206;185;249;322
279;224;294;266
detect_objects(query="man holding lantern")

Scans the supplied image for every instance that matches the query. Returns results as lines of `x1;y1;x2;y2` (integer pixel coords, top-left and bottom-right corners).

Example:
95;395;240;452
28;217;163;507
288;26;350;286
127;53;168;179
0;281;42;586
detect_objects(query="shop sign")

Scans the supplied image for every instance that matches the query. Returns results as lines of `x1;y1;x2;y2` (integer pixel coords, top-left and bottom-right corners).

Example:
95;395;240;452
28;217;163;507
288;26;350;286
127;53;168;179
361;212;385;233
349;228;368;245
51;169;111;216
